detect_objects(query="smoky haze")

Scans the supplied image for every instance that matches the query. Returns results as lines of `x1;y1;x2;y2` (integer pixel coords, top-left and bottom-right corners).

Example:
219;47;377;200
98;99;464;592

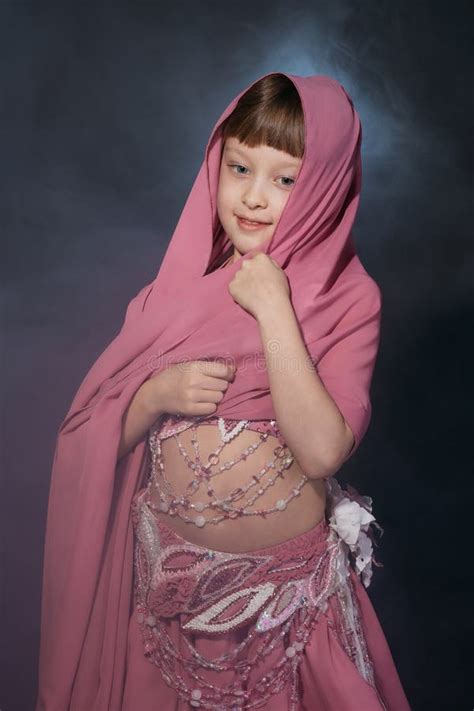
1;2;471;710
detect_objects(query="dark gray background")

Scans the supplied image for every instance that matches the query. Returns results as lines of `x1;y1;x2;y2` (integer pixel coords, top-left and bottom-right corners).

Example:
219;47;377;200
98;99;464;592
1;1;472;709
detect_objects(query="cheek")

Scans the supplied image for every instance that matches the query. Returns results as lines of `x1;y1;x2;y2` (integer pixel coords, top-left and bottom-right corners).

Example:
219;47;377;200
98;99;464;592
216;184;225;216
274;192;291;221
216;180;235;213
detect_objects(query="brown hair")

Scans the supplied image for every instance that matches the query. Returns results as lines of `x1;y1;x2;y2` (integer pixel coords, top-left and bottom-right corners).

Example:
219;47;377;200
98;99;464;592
221;73;305;159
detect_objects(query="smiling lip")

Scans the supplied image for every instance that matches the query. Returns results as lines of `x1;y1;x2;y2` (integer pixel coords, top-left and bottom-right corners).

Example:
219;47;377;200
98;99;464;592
236;215;270;230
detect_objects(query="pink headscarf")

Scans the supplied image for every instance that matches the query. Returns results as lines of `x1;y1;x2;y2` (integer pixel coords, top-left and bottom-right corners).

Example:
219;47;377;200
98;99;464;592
36;72;382;710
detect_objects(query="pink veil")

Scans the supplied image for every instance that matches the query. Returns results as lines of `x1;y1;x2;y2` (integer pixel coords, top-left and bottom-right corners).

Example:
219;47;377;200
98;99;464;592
36;72;382;710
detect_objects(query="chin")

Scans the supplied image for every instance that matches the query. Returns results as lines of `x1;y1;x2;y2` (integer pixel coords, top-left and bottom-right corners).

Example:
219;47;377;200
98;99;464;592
222;224;271;256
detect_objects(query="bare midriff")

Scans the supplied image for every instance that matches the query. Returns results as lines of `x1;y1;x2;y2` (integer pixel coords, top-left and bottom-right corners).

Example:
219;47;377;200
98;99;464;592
147;421;327;553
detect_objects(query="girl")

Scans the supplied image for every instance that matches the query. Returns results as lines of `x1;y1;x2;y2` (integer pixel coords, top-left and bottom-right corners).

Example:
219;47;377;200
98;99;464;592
36;72;411;710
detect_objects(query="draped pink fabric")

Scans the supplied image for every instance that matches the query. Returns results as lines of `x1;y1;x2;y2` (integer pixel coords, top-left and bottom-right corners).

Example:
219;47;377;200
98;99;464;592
36;72;385;709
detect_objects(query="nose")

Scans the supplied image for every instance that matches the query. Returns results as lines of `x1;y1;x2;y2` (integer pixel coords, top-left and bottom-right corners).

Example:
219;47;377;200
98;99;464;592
242;181;268;210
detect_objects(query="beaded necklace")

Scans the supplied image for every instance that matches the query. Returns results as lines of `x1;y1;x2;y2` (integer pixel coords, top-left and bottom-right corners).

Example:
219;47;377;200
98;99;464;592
146;417;308;527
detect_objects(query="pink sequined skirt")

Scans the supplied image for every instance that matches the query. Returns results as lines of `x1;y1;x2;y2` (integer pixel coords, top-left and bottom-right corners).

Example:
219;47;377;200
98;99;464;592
122;487;410;710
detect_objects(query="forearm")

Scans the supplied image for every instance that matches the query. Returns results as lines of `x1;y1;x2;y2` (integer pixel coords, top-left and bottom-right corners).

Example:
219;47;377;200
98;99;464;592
117;380;164;460
256;298;353;479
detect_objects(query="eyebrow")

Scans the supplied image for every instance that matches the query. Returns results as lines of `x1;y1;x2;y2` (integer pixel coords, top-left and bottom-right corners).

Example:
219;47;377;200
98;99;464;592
224;144;301;168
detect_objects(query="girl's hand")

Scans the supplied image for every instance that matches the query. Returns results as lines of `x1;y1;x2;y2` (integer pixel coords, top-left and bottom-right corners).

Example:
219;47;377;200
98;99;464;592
145;360;236;418
228;252;290;320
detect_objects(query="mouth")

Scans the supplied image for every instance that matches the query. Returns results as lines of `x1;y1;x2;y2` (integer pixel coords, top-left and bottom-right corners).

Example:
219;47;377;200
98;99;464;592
236;215;271;231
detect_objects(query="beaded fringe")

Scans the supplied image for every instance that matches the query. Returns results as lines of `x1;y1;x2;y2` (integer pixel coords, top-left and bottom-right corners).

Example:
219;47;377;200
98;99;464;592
130;477;386;710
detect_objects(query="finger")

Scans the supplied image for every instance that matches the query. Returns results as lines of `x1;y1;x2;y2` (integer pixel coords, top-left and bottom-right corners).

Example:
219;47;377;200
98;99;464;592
195;388;226;404
193;360;236;380
189;401;220;416
198;374;232;391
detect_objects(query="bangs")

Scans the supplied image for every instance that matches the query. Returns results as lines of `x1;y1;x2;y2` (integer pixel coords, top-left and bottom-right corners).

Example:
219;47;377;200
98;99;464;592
221;73;304;159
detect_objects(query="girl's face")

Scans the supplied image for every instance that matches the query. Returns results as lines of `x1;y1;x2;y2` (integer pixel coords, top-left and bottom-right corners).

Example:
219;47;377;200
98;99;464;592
216;137;302;263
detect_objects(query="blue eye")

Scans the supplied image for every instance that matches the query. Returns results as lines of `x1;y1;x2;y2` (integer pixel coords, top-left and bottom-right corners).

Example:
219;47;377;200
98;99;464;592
228;164;248;174
278;177;295;187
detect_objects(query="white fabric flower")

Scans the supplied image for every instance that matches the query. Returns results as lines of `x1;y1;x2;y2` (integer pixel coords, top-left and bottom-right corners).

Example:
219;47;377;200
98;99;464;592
329;499;375;546
324;476;383;589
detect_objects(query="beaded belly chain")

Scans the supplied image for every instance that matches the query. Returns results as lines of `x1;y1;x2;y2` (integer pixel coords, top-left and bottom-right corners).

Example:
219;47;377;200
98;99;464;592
146;414;309;528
